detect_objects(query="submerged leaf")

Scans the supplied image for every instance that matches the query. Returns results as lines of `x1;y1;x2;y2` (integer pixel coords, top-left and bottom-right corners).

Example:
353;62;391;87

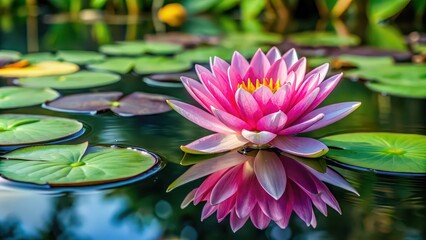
0;143;158;186
0;87;59;109
321;132;426;173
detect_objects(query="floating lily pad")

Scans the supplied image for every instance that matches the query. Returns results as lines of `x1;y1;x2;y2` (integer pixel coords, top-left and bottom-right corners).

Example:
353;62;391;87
0;87;59;109
366;82;426;98
45;91;171;116
321;132;426;173
134;56;192;74
87;58;135;74
22;52;58;63
145;32;220;47
221;32;283;49
288;31;360;47
332;55;394;69
0;142;158;186
0;50;21;62
347;64;426;84
0;61;79;77
57;50;105;64
175;46;235;63
143;72;197;88
16;71;120;89
0;114;83;146
100;41;183;56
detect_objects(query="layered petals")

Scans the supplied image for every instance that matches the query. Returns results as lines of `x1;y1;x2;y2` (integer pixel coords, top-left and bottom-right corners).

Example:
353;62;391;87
182;133;248;154
271;136;329;158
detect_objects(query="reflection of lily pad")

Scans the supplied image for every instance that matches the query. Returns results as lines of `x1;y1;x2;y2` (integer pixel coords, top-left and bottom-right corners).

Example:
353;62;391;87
366;82;426;98
321;132;426;173
45;92;171;116
0;87;59;109
16;71;120;89
87;58;135;74
0;61;79;77
288;31;360;47
57;50;105;64
100;41;183;56
0;142;158;186
176;46;235;63
0;114;83;146
134;56;192;74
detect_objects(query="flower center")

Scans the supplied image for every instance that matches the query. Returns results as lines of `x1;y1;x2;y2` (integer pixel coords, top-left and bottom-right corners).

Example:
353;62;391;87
238;78;280;93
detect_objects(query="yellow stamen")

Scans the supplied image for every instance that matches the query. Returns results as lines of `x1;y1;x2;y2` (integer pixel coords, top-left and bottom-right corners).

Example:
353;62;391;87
238;78;281;93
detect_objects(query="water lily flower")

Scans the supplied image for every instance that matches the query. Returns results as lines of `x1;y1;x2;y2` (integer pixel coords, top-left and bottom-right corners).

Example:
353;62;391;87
168;150;359;232
167;47;361;158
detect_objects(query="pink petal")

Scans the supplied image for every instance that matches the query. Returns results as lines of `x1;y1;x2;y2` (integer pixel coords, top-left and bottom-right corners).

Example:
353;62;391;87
283;157;318;194
194;169;228;204
291;183;313;226
265;59;287;83
257;191;284;221
309;193;328;216
256;111;287;133
242;66;257;83
288;57;306;89
182;133;248;154
241;130;277;145
275;184;294;229
252;86;273;109
305;63;329;81
282;48;298;68
181;189;197;208
286;88;320;124
266;47;282;64
167;100;234;133
271;136;328;158
210;165;242;204
230;211;249;232
212;56;230;73
279;113;324;135
167;151;249;192
231;51;250;77
310;210;317;228
235;163;257;218
181;76;221;113
250;205;271;229
300;102;362;133
254;150;287;200
228;66;243;92
250;49;270;79
296;73;321;101
195;64;217;86
212;107;251;131
307;166;359;196
235;88;264;126
201;202;217;221
306;73;343;112
217;197;236;222
313;180;342;214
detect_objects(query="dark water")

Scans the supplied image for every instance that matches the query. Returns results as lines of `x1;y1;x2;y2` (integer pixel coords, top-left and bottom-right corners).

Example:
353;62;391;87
0;15;425;240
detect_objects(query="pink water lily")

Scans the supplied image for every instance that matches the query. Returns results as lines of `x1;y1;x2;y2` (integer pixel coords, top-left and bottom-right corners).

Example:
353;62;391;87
168;150;359;232
168;47;360;157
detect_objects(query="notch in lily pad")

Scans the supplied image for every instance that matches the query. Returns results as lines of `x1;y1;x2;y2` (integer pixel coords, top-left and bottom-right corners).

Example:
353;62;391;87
0;142;159;186
321;132;426;174
0;87;59;109
0;114;83;146
44;91;172;116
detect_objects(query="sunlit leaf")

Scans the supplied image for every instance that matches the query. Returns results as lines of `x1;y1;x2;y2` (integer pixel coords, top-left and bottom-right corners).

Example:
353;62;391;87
176;46;235;63
22;52;58;63
321;132;426;173
16;71;120;89
0;142;158;186
0;87;59;109
288;31;360;47
366;24;408;51
366;82;426;98
367;0;409;23
134;56;192;74
241;0;266;19
0;61;79;77
0;114;83;146
87;58;134;74
56;50;105;64
100;41;183;56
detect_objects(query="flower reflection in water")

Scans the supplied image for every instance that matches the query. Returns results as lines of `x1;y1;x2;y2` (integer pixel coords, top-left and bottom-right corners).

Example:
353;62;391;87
168;149;358;232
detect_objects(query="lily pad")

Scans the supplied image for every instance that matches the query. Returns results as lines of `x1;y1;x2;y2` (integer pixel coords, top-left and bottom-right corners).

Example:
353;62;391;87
143;72;197;88
347;64;426;85
16;71;120;89
0;114;83;146
56;50;105;64
321;132;426;173
134;56;192;74
0;50;21;62
0;61;79;77
332;55;394;69
366;82;426;98
175;46;235;63
45;92;172;116
287;31;360;47
87;58;135;74
0;87;59;109
100;41;183;56
22;52;58;63
221;32;283;49
0;142;158;186
145;32;220;47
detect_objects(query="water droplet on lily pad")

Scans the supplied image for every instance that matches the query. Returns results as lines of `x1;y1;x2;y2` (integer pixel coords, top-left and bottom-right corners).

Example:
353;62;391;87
0;142;159;186
0;87;59;109
321;132;426;174
0;114;83;146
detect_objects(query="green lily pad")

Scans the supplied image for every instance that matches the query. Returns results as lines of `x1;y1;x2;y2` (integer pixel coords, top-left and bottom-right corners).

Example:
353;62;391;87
143;72;197;88
0;87;59;109
22;52;58;63
347;64;426;84
175;46;235;63
0;50;21;62
221;32;283;49
0;114;83;146
45;91;172;116
0;142;158;186
87;58;135;74
334;55;394;69
366;82;426;98
56;50;105;64
134;56;192;74
16;71;120;89
100;41;183;56
321;132;426;173
288;31;360;47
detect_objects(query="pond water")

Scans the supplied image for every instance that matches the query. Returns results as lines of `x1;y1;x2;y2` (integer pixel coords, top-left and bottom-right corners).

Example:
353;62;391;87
0;16;425;240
